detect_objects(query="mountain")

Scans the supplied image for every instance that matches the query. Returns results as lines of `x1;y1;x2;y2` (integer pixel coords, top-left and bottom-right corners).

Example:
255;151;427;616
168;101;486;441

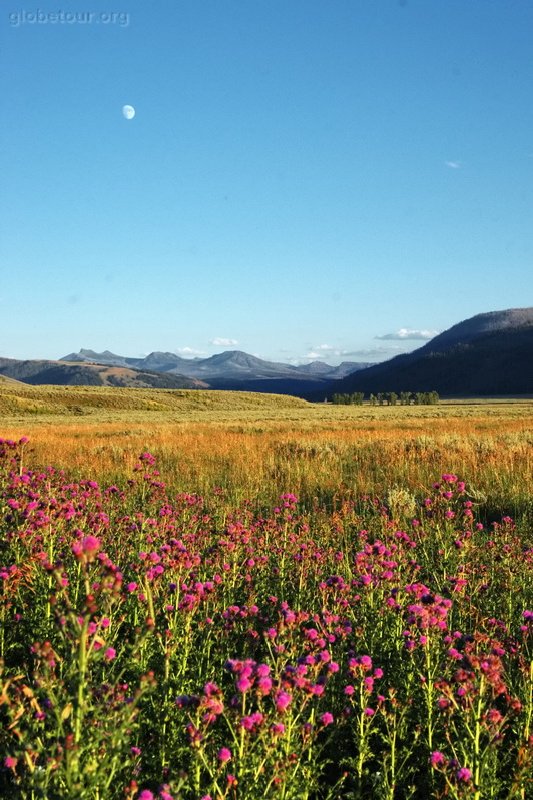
327;308;533;396
0;349;370;396
292;361;334;376
4;308;532;396
59;349;371;395
0;358;206;390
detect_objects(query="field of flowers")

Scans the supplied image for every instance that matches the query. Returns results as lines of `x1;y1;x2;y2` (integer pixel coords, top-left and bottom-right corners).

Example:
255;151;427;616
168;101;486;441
1;423;532;799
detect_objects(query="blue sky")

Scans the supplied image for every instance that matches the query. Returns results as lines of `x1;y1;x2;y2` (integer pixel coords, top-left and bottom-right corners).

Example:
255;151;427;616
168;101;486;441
1;0;532;364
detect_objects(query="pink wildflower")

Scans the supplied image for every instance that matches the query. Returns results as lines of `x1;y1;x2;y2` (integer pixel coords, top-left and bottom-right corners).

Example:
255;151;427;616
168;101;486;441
218;747;232;763
275;691;292;712
430;751;446;768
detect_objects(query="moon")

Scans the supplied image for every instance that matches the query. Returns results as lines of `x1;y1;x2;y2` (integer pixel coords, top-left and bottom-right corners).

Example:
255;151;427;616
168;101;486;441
122;104;135;120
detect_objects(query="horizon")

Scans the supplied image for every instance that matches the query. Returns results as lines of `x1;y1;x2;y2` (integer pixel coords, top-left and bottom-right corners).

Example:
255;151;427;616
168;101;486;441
60;344;380;367
2;1;532;364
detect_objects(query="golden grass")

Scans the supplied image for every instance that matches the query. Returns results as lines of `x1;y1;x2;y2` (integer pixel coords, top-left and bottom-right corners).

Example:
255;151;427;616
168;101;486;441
1;385;532;519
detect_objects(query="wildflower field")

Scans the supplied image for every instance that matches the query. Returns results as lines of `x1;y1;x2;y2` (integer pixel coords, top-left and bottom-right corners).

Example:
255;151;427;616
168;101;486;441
1;387;532;799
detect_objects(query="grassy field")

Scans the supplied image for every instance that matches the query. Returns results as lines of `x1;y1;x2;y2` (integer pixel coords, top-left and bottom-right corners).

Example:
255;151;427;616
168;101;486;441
1;386;533;799
1;384;532;521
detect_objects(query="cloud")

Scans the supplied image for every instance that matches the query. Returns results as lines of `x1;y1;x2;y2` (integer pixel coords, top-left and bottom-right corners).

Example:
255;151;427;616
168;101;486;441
445;160;461;169
299;345;405;362
341;346;406;358
375;328;439;341
287;344;407;365
300;345;335;359
210;337;239;346
175;346;205;356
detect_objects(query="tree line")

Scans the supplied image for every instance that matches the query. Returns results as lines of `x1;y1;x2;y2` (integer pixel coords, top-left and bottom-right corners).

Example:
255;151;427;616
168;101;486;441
330;390;440;406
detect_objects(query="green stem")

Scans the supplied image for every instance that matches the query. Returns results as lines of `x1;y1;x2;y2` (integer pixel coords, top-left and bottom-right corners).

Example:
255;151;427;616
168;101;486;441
423;637;435;754
74;617;89;746
524;661;533;742
472;676;485;800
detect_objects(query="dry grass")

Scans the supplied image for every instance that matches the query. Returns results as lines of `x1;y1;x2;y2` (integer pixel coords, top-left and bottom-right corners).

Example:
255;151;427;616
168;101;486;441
1;385;531;522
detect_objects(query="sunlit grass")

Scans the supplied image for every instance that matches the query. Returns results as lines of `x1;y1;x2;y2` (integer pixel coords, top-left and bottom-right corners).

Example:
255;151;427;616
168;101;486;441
1;385;532;523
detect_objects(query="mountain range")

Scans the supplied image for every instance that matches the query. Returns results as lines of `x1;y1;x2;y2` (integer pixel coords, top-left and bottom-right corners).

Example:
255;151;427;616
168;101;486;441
328;307;533;397
55;349;370;395
0;358;207;390
60;348;367;379
0;350;370;395
1;307;532;397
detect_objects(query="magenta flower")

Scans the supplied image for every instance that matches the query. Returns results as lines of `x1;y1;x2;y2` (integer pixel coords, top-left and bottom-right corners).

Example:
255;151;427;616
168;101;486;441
275;691;292;712
138;791;154;800
270;722;285;735
320;712;334;726
430;751;446;768
82;535;101;553
457;767;472;782
257;676;273;695
236;675;253;693
217;747;232;763
240;712;264;731
104;647;116;661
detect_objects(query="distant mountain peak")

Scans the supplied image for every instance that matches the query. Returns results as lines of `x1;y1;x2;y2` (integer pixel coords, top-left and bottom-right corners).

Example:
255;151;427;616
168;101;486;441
55;347;371;396
415;307;533;354
330;306;533;397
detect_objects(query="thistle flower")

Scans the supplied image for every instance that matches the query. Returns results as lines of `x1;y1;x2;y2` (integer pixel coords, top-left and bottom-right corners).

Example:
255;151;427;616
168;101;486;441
430;751;446;768
217;747;232;763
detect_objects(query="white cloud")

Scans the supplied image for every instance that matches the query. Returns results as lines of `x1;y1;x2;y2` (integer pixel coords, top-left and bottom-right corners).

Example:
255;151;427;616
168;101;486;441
375;328;439;341
300;345;402;362
341;346;405;358
289;344;406;365
445;160;461;169
302;345;339;360
175;346;205;356
210;337;239;346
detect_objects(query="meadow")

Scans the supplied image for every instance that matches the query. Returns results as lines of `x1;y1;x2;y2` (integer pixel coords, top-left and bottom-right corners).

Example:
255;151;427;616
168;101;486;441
1;385;532;798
